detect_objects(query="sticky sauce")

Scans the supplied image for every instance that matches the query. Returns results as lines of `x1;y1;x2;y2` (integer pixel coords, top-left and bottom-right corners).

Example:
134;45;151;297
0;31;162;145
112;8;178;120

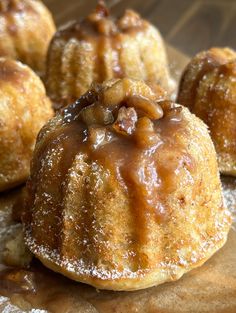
1;174;235;312
24;79;192;261
0;262;100;313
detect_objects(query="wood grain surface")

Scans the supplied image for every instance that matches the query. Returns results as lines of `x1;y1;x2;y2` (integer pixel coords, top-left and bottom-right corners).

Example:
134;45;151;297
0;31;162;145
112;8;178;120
43;0;236;56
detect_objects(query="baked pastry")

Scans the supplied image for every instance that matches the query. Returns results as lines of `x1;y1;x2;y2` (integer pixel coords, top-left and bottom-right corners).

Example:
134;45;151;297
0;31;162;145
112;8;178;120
178;47;236;176
0;0;56;76
46;2;173;109
0;58;53;192
23;78;231;291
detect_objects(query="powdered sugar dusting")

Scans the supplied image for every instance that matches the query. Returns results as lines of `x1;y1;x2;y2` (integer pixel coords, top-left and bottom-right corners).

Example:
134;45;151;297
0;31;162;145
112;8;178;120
0;296;47;313
25;229;147;280
222;176;236;228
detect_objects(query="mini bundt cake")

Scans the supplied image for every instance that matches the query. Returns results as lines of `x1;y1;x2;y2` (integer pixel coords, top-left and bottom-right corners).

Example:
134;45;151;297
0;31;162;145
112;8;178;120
0;58;53;192
178;47;236;176
46;2;173;109
23;78;231;291
0;0;56;76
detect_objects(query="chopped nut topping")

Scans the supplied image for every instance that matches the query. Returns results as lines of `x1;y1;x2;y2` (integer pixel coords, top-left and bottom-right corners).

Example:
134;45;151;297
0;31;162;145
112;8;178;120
79;104;114;126
87;1;117;35
126;95;163;120
133;117;162;148
113;107;138;135
118;10;142;30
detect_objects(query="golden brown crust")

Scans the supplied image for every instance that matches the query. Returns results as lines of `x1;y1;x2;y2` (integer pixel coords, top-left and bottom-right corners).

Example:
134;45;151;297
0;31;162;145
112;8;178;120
23;78;231;291
178;47;236;176
36;233;228;291
0;58;53;192
0;0;56;76
46;3;172;109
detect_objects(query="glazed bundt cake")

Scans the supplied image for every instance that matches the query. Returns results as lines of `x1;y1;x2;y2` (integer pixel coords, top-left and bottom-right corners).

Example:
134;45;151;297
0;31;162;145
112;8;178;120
178;47;236;176
0;58;53;192
23;78;231;291
0;0;56;76
46;2;173;109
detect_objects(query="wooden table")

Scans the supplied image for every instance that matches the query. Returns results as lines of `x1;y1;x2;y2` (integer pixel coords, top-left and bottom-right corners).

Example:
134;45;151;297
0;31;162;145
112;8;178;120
43;0;236;57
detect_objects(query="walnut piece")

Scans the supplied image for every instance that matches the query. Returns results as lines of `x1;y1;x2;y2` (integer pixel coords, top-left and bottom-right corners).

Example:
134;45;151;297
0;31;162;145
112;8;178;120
113;107;138;135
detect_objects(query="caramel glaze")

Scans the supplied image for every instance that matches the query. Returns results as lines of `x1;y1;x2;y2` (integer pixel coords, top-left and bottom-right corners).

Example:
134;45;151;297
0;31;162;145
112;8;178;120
0;262;88;313
47;2;170;109
0;177;235;310
0;262;98;313
52;3;149;85
56;2;144;41
24;79;193;263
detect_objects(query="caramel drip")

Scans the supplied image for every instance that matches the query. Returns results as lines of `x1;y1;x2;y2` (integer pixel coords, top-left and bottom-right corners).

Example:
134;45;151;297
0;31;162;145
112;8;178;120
24;79;194;271
47;2;171;109
60;89;187;250
56;4;145;40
